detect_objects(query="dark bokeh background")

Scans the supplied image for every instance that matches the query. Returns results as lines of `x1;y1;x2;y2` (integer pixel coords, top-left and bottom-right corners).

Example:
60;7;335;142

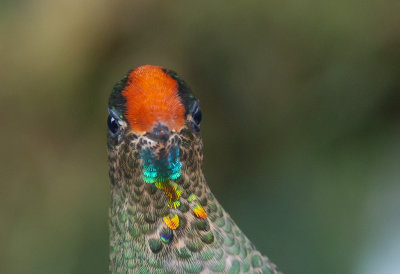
1;1;399;273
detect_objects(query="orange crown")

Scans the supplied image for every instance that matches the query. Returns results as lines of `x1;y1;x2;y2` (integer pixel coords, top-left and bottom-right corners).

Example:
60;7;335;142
122;65;185;133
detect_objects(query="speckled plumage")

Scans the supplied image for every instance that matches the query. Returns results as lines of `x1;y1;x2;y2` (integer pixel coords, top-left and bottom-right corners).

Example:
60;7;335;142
107;65;281;273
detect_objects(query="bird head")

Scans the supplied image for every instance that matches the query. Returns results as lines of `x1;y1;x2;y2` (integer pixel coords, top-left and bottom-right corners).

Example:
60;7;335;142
107;65;203;184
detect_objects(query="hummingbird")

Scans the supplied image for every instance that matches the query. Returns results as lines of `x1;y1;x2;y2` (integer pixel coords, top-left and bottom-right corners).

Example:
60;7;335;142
107;65;280;273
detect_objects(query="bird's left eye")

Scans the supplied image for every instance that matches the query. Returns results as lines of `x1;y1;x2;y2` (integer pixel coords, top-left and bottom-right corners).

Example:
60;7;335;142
191;100;202;130
192;107;202;126
107;115;120;135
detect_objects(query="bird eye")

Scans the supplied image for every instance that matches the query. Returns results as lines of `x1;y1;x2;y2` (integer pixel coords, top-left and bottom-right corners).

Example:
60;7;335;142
107;115;120;135
191;101;202;128
192;107;202;126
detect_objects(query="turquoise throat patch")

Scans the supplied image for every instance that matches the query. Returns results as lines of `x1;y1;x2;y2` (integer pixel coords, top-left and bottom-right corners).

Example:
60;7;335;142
140;145;182;183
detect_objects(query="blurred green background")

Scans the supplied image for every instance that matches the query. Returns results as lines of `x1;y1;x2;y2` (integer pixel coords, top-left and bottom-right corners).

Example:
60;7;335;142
1;0;399;273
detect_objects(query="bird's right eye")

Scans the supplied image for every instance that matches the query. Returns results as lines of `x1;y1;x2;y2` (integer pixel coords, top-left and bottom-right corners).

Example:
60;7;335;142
107;115;120;135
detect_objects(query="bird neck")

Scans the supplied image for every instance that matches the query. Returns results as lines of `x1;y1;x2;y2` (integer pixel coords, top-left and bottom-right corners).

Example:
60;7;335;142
108;142;277;273
108;145;216;272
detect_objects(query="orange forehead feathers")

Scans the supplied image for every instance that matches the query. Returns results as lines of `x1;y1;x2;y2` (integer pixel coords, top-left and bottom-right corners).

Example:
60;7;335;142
122;65;185;133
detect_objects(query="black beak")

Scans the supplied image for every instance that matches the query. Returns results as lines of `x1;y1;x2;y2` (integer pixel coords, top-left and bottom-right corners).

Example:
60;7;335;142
147;123;171;143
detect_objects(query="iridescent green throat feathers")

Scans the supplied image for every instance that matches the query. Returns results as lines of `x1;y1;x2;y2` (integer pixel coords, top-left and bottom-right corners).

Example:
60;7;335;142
107;65;280;273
